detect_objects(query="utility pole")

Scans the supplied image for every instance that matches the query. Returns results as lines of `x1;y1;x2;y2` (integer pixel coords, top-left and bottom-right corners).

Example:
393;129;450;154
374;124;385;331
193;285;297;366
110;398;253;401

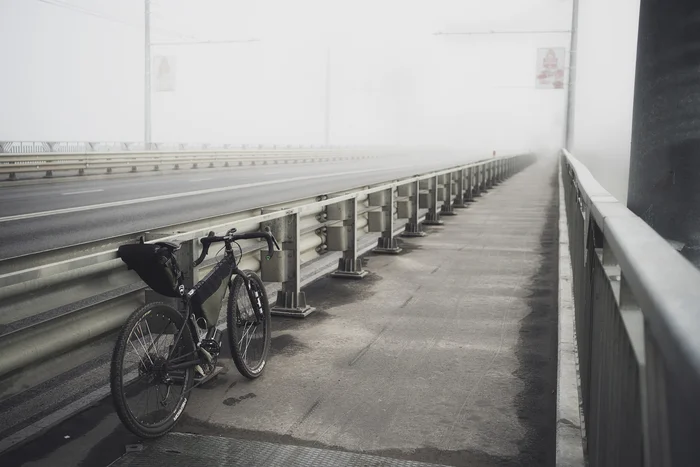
564;0;579;150
144;0;152;148
324;48;331;147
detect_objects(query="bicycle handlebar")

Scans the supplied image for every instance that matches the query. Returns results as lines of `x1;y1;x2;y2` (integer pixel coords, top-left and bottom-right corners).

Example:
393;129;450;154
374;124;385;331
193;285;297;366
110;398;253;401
192;228;280;267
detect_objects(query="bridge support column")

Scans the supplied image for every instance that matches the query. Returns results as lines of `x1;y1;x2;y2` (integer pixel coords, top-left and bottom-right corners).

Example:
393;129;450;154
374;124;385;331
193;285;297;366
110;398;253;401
262;212;315;317
423;176;444;225
628;0;700;268
401;180;426;237
371;188;402;254
328;197;368;279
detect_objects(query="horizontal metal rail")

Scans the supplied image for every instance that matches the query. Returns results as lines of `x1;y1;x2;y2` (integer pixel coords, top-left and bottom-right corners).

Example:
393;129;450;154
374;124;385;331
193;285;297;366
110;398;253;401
561;150;700;467
0;141;364;154
0;148;379;179
0;154;532;403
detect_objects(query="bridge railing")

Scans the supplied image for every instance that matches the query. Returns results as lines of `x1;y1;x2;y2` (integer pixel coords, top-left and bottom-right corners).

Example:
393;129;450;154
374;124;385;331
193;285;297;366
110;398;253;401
561;150;700;466
0;155;532;412
0;147;377;180
0;141;348;154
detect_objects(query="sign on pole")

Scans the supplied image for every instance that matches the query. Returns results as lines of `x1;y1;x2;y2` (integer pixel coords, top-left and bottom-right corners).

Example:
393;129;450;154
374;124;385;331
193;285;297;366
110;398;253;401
535;48;565;89
153;56;177;92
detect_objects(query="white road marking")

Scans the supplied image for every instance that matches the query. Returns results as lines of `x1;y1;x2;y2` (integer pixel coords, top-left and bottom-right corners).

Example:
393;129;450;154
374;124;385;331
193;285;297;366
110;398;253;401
0;166;406;223
61;189;104;196
189;178;213;182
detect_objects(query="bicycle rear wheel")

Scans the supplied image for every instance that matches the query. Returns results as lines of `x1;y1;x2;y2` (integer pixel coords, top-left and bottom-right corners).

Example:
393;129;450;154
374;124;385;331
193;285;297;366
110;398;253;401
227;271;271;379
110;302;195;438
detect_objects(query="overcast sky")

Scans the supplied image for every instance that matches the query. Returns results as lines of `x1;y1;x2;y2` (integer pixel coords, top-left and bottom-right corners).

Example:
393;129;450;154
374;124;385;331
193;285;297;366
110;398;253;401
1;0;574;156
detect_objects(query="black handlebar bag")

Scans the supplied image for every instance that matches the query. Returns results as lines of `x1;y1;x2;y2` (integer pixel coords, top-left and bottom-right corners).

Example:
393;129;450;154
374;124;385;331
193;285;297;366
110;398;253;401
189;257;234;328
117;243;184;298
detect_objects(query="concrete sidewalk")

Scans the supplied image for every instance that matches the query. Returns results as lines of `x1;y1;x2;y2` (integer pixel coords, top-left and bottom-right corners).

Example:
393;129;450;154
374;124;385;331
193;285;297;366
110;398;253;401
1;158;559;467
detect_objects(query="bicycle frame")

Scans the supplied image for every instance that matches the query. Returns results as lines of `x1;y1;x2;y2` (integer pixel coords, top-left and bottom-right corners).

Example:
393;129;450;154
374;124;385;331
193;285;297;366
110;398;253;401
164;243;263;373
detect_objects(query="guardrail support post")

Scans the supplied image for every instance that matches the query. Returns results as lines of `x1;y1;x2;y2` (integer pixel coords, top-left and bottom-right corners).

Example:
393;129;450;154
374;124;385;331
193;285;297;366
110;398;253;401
466;167;475;201
486;162;494;189
329;197;368;279
8;172;17;181
474;165;482;196
453;169;468;208
372;188;401;254
263;212;315;318
401;180;425;237
441;172;457;215
424;176;444;225
44;170;53;178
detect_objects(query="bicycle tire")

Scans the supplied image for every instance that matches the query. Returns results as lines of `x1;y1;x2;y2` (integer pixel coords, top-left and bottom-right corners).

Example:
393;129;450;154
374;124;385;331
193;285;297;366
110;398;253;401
110;301;195;438
227;270;271;379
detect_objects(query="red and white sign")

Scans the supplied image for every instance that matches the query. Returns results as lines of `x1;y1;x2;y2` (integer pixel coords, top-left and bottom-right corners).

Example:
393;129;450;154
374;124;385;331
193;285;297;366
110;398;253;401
536;48;565;89
153;56;177;92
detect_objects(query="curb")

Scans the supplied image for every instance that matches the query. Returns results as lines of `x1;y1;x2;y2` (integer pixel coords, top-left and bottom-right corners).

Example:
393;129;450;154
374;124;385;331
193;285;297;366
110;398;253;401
556;159;586;466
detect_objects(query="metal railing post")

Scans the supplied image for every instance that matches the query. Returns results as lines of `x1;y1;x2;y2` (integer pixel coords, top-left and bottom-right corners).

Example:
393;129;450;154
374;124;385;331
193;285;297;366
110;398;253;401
465;167;474;201
474;164;482;196
263;212;315;317
454;168;468;208
441;171;457;215
373;188;401;254
402;180;426;237
330;196;368;279
424;175;444;225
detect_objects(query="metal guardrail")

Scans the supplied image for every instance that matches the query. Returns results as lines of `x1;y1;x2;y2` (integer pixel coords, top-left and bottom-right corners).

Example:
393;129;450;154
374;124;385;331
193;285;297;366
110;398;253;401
561;150;700;466
0;148;377;179
0;154;532;403
0;141;352;154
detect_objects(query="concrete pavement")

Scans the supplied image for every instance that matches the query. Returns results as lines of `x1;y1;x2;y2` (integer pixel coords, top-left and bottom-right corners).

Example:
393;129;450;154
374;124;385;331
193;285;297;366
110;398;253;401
0;158;558;466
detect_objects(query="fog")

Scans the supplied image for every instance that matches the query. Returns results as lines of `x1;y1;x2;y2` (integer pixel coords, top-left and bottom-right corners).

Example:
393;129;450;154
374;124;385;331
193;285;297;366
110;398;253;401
570;0;641;202
1;0;576;158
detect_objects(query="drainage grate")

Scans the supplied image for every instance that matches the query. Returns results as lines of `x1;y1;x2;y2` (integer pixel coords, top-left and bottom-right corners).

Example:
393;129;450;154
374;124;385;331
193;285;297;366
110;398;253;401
111;432;449;467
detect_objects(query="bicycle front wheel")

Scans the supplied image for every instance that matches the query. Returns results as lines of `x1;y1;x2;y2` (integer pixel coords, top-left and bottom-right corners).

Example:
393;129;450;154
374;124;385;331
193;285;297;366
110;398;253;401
110;302;195;438
227;270;271;379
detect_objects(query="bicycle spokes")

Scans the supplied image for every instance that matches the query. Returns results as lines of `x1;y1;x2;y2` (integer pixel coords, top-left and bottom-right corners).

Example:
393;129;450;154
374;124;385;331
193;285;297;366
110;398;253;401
121;312;188;427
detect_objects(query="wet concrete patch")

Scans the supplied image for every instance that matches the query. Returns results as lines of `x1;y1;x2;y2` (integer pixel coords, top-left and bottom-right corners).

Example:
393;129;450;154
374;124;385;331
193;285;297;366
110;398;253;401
223;393;257;407
513;164;559;466
270;333;309;357
301;271;383;312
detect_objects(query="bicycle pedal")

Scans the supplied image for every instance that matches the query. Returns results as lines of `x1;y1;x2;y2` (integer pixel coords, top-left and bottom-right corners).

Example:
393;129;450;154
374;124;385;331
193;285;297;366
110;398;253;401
200;339;221;358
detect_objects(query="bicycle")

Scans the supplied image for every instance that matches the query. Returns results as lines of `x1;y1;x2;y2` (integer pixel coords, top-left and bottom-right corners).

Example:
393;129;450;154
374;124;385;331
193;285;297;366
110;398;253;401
111;227;279;438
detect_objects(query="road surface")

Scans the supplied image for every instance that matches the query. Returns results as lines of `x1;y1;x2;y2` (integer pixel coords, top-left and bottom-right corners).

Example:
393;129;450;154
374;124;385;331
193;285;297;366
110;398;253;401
0;153;487;259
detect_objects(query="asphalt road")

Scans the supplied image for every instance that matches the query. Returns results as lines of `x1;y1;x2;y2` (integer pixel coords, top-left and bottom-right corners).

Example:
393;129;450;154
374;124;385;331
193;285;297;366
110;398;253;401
0;153;486;259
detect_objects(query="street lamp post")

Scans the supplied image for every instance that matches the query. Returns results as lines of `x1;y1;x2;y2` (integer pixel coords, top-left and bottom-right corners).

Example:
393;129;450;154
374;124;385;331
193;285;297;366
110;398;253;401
145;0;152;148
143;0;259;148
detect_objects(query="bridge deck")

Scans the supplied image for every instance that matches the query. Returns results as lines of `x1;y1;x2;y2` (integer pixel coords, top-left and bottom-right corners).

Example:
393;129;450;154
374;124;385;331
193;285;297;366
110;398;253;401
1;159;559;467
